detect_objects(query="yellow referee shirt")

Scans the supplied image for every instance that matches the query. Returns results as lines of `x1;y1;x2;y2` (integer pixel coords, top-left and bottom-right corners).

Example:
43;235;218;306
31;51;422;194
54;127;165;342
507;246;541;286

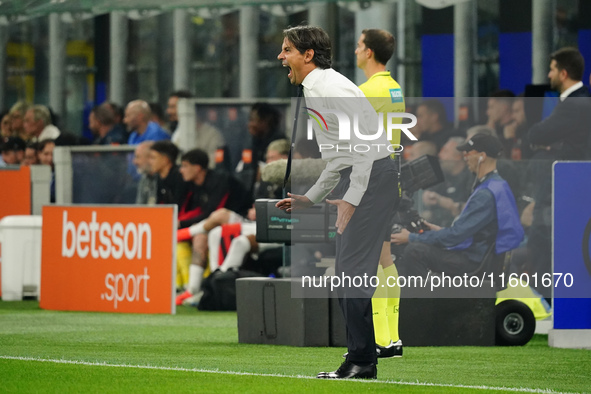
358;71;405;146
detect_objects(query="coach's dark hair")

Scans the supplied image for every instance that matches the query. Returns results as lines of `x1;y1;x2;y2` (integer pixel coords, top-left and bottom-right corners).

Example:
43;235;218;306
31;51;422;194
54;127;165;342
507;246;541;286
283;25;332;69
551;47;584;81
361;29;395;65
150;140;180;164
181;148;209;169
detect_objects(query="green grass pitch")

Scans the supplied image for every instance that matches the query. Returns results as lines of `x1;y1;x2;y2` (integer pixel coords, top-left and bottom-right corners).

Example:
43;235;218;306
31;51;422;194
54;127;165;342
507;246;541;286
0;301;589;393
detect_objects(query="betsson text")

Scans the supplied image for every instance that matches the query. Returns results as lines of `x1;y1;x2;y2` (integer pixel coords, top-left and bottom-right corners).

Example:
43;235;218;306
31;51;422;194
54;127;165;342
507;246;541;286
61;210;153;309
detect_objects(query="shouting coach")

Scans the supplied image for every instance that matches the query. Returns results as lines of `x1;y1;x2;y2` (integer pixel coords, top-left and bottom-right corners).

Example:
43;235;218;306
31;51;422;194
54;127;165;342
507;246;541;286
276;25;400;380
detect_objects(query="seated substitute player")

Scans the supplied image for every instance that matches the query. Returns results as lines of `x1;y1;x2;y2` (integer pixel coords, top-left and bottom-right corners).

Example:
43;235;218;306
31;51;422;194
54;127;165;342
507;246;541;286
392;133;524;277
175;148;251;305
192;206;280;280
148;140;185;206
177;139;290;245
175;140;289;303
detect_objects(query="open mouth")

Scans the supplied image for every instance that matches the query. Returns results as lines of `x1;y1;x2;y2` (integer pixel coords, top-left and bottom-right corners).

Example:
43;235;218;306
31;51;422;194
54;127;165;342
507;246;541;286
283;63;292;79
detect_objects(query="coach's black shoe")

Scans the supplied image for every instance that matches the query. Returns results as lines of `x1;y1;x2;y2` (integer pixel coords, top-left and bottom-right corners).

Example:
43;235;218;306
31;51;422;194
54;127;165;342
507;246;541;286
376;340;403;358
317;361;377;379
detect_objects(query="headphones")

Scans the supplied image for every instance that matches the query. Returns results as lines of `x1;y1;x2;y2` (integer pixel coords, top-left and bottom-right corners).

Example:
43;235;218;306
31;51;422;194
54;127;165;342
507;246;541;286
478;155;484;163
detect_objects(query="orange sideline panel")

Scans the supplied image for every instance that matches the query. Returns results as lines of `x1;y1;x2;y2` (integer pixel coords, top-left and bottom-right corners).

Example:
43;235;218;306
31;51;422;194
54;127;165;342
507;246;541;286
0;166;32;220
40;205;176;314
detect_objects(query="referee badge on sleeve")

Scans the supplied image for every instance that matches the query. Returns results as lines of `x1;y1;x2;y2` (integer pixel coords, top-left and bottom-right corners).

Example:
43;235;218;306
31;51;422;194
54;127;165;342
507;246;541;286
389;88;403;103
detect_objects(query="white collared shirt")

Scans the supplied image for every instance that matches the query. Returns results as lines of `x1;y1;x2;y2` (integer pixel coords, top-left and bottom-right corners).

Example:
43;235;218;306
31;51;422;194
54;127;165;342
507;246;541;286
301;68;391;206
560;81;583;101
32;124;61;143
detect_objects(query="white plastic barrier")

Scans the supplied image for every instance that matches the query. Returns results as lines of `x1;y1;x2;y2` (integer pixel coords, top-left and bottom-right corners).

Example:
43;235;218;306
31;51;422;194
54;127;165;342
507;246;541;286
0;215;42;301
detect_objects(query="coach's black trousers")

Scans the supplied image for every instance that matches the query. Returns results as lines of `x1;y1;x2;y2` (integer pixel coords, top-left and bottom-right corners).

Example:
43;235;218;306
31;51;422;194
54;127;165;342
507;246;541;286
332;157;399;364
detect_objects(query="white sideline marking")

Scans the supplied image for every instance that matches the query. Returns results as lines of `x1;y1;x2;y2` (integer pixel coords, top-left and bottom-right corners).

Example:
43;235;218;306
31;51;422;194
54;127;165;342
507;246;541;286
0;355;576;394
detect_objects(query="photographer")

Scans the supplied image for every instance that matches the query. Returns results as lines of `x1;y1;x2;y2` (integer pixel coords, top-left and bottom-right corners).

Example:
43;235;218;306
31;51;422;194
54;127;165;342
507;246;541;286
392;134;523;277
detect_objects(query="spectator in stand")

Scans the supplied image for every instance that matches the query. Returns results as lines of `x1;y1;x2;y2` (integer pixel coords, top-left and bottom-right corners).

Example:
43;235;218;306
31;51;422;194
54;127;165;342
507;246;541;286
175;148;250;306
264;139;290;164
0;137;26;166
248;138;290;200
9;101;30;141
103;101;128;142
248;103;285;164
485;90;515;156
405;140;437;162
236;103;286;195
134;141;157;205
149;102;169;132
104;101;124;124
125;100;170;145
89;103;126;145
22;142;39;166
23;105;61;143
415;99;458;151
502;96;532;160
38;139;55;167
38;139;56;202
148;140;185;206
421;137;473;227
167;90;192;136
168;90;226;169
1;111;12;138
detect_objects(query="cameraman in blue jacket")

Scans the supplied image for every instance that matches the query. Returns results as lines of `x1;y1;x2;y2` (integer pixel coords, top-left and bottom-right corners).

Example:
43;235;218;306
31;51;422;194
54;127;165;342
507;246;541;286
392;133;524;277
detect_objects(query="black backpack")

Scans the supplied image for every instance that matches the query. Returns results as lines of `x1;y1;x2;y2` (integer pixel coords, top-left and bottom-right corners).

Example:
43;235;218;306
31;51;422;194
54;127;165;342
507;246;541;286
197;269;262;311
